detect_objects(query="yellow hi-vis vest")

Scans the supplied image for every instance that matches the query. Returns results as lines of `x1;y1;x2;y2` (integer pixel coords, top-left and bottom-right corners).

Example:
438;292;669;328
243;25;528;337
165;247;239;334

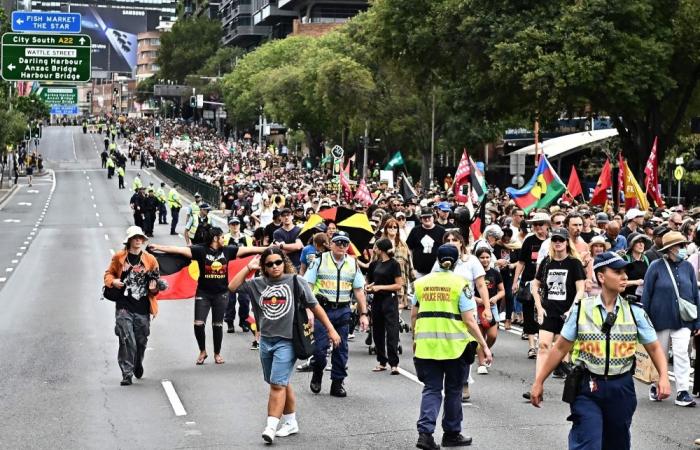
168;189;182;208
132;176;142;192
570;296;638;376
312;252;357;304
187;214;200;239
414;271;475;360
116;167;125;177
106;158;115;168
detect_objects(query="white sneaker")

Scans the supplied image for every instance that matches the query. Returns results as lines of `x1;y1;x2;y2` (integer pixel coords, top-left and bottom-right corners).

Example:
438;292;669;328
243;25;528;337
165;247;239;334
276;421;299;437
477;365;489;375
262;426;276;444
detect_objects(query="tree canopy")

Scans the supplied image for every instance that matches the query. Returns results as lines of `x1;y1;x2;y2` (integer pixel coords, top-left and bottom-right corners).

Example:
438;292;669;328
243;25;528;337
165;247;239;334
156;17;223;83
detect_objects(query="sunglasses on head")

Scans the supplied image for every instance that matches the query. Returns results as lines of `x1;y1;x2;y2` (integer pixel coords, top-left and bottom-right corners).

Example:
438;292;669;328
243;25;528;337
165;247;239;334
265;259;284;268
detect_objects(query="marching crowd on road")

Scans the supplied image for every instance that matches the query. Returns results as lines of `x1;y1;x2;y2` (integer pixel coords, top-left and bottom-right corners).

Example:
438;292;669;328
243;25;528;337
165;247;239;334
99;118;700;449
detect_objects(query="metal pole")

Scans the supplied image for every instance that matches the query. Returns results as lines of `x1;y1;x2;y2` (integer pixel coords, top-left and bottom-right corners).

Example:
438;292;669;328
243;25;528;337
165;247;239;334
362;120;368;179
430;90;435;189
258;113;262;146
677;178;681;205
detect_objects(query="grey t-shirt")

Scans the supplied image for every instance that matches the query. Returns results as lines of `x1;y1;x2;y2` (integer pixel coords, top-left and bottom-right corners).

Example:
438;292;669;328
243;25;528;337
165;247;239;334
243;273;318;339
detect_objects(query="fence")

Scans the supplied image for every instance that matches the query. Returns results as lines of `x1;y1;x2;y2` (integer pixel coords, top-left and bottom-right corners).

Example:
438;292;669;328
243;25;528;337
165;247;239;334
155;158;221;207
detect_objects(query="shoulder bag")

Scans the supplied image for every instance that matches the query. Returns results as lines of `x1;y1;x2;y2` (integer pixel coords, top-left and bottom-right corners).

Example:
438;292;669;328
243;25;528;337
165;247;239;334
662;259;698;322
291;275;316;359
102;283;125;302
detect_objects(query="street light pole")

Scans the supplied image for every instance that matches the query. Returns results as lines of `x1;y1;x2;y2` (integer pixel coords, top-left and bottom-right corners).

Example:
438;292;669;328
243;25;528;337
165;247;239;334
363;120;369;179
429;89;436;189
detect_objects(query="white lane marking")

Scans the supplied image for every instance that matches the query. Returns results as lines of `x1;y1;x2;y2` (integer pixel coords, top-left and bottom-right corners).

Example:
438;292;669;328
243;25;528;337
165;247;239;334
397;367;423;385
11;260;18;264
5;268;13;272
27;189;39;193
22;242;28;245
86;175;90;180
143;169;151;175
104;234;109;241
72;132;77;160
16;253;22;256
29;232;35;236
98;222;103;227
161;380;187;416
27;236;32;240
93;204;97;208
95;212;100;217
89;188;93;193
3;219;20;223
91;195;94;200
83;170;86;174
17;202;32;206
178;233;183;238
109;249;115;256
0;278;6;283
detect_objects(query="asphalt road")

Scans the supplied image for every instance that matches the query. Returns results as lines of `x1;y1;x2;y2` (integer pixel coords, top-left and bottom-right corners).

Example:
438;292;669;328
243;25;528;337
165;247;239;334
0;126;696;449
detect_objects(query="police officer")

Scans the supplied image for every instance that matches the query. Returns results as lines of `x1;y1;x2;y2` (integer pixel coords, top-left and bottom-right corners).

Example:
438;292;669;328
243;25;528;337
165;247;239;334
101;149;108;168
142;188;159;238
132;173;143;193
116;165;125;189
168;184;182;235
186;192;202;227
106;155;115;179
304;231;369;397
411;244;492;450
185;203;212;246
530;252;671;450
156;182;168;225
223;216;254;333
130;187;145;229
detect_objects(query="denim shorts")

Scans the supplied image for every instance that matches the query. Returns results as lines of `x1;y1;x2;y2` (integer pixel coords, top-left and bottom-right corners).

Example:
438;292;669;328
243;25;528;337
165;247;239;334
259;336;296;386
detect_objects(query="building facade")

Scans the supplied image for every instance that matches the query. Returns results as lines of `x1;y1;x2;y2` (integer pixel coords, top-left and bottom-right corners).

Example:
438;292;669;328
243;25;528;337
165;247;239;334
136;31;161;81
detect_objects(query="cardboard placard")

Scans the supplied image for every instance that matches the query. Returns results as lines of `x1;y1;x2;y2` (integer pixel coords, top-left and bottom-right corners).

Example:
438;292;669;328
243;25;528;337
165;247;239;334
633;343;659;384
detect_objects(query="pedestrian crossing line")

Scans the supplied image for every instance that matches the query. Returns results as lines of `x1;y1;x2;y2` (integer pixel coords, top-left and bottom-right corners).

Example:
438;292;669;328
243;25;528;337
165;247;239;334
161;379;187;416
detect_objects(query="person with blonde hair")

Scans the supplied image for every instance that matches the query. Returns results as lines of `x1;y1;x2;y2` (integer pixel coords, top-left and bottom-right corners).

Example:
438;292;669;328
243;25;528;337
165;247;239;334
378;217;414;309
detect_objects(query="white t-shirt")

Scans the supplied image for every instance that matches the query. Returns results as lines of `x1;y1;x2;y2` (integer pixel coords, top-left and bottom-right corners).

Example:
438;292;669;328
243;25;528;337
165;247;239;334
431;254;485;296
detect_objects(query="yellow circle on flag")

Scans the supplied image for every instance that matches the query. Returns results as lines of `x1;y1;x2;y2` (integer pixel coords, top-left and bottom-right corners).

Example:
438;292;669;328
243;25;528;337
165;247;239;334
674;166;685;181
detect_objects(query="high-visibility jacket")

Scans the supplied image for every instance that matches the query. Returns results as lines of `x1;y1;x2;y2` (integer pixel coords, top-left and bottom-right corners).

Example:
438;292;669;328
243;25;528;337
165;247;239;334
414;271;475;360
116;167;125;177
168;188;182;208
132;176;142;192
187;214;200;239
188;201;200;217
106;158;115;168
223;233;253;247
156;187;166;203
311;252;358;304
570;295;639;376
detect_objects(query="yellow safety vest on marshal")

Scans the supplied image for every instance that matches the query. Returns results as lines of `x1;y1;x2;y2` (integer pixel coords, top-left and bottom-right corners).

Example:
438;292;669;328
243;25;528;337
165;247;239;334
413;271;476;360
570;296;638;376
168;188;182;209
312;252;357;304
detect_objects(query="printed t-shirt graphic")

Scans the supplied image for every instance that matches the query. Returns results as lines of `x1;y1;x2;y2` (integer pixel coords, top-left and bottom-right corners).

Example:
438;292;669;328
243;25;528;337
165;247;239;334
546;269;568;301
260;283;293;320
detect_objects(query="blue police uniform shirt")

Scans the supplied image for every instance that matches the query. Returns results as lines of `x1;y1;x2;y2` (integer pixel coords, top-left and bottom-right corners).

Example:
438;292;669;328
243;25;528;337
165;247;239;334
304;252;365;289
410;269;477;313
560;294;657;345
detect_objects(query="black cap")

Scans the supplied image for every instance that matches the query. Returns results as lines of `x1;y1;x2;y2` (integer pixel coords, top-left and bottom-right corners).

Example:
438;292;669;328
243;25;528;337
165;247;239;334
653;225;669;237
279;207;292;215
199;203;211;210
551;228;569;241
228;216;240;224
420;207;434;217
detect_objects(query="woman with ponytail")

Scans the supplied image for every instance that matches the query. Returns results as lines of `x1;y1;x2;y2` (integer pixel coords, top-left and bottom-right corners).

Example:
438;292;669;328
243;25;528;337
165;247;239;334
366;238;404;374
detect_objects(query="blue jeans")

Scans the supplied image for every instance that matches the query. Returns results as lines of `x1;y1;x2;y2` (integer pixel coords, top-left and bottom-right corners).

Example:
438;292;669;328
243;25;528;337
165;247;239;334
311;305;351;380
259;336;296;386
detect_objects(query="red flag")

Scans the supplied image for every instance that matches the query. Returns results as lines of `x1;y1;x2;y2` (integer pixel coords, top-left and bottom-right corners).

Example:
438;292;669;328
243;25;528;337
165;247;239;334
644;137;665;207
453;150;471;202
590;159;612;206
354;178;373;206
563;166;583;203
617;152;625;207
339;164;352;201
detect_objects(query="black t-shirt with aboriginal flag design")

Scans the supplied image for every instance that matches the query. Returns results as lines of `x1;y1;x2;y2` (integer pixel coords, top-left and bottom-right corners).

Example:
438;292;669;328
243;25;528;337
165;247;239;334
190;245;239;295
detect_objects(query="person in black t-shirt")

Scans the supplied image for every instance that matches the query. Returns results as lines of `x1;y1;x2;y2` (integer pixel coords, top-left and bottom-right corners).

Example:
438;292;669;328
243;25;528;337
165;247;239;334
406;207;446;277
151;227;267;365
366;238;403;373
513;212;550;359
264;210;283;245
531;228;586;378
474;247;504;374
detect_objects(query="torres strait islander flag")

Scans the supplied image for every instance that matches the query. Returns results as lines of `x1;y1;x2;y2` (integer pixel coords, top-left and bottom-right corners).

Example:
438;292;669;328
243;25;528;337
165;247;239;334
506;155;565;213
154;252;256;300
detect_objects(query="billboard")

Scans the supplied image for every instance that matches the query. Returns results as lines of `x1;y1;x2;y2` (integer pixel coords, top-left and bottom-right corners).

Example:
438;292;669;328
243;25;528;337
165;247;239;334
72;6;155;75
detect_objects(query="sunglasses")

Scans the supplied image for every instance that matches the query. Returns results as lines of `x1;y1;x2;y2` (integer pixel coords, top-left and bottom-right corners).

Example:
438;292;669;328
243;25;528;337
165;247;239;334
333;241;350;247
386;226;398;229
553;221;564;225
670;221;682;226
397;216;406;220
552;238;567;243
533;222;546;227
265;259;284;268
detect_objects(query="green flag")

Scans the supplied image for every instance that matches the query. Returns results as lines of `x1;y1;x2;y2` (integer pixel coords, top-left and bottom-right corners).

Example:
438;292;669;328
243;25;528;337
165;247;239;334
385;151;405;170
321;154;332;165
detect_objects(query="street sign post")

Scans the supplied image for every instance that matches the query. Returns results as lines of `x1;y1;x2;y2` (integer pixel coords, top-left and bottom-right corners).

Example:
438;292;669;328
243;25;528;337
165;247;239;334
1;33;92;82
37;86;77;105
11;11;81;34
674;165;684;205
50;105;79;115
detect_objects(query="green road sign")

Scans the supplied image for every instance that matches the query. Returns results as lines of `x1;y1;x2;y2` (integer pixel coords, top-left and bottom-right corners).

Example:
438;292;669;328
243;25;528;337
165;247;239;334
37;86;77;105
1;33;91;82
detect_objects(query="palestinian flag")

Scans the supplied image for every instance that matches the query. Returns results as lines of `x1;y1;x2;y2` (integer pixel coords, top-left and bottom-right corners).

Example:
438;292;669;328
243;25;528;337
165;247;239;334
154;252;256;300
469;156;487;202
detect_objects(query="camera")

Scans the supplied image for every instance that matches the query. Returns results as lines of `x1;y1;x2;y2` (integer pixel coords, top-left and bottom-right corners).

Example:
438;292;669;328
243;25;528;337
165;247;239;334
601;309;618;335
146;270;168;292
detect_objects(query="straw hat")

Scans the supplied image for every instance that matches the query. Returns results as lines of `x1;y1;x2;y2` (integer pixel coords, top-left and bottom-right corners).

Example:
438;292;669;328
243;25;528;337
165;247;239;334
588;235;611;250
527;212;551;223
659;231;689;252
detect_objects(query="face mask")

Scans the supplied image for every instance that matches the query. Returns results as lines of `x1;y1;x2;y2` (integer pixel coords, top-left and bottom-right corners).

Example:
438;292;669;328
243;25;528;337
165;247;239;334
676;248;688;260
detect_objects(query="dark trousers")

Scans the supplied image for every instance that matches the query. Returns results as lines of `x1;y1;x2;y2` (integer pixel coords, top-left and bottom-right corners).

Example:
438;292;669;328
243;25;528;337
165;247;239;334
133;213;143;229
114;309;150;377
225;289;251;327
107;167;114;179
143;212;155;235
519;282;539;335
312;305;351;380
414;348;471;434
118;175;124;189
171;207;180;234
101;158;107;168
158;203;167;224
568;372;637;450
372;297;400;367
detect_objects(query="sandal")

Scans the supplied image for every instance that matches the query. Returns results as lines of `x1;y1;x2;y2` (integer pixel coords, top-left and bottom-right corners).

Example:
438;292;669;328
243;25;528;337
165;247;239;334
390;367;400;375
372;365;387;372
196;353;208;365
214;354;225;364
527;348;537;359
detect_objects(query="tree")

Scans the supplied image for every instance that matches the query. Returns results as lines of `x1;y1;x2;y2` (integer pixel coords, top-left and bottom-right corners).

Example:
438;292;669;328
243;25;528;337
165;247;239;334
135;77;156;103
156;17;222;83
14;94;50;122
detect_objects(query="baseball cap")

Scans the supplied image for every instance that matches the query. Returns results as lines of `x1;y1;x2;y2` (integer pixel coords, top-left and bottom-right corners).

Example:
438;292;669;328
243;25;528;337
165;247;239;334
331;231;351;244
228;216;241;224
595;212;610;224
593;252;630;271
652;225;669;237
624;208;645;221
420;207;434;217
551;228;570;241
194;192;202;198
437;201;452;212
437;244;459;265
527;212;551;223
279;207;292;215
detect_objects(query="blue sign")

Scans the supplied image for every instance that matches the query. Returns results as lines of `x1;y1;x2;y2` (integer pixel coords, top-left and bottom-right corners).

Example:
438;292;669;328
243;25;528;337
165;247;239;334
50;105;80;115
11;11;81;33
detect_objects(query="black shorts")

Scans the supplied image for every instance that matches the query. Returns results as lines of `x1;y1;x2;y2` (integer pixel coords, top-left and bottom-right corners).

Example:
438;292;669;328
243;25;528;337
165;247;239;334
540;311;566;334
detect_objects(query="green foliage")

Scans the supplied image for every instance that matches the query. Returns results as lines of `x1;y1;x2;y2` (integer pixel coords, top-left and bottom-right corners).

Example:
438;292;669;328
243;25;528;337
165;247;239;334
135;77;156;103
156;17;223;83
14;94;50;122
665;134;700;186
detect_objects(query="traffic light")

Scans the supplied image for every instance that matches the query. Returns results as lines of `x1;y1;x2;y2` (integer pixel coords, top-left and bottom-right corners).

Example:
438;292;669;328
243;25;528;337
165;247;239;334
190;96;196;108
113;86;119;97
86;91;92;102
154;125;161;138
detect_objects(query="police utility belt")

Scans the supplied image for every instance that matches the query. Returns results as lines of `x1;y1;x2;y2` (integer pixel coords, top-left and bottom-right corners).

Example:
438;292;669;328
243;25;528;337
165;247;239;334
315;294;350;309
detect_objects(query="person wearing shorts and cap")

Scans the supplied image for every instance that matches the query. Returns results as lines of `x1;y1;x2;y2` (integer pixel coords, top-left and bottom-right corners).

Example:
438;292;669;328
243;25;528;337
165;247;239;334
412;244;492;450
530;252;671;449
104;226;161;386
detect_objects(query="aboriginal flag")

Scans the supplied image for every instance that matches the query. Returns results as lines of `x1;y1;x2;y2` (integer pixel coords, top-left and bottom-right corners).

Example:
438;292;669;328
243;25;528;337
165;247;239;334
154;252;255;300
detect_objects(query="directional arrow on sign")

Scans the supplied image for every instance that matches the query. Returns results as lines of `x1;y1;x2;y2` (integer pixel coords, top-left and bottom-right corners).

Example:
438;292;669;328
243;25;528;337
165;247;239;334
15;18;24;25
7;64;15;71
79;37;86;45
